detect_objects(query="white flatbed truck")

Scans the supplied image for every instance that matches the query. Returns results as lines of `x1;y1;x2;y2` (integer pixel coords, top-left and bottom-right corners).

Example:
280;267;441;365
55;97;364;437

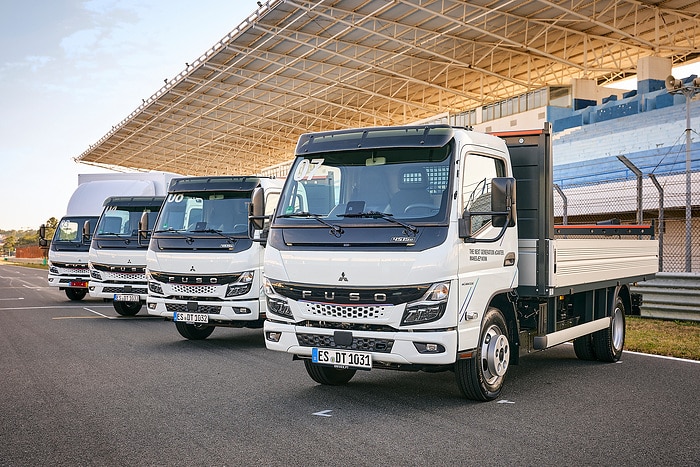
256;123;658;401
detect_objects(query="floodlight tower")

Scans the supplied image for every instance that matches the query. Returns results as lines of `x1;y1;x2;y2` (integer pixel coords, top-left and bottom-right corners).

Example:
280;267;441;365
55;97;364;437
666;75;700;272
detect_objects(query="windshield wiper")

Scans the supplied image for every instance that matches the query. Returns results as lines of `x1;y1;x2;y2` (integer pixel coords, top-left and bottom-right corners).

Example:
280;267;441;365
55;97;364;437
190;228;238;243
277;212;344;237
153;228;188;234
339;211;418;234
98;232;127;237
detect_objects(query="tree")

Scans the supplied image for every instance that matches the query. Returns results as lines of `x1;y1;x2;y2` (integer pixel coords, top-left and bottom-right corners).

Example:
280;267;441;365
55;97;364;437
2;235;16;256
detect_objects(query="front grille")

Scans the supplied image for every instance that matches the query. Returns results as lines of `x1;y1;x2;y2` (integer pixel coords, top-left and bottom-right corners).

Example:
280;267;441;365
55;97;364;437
58;268;89;275
165;303;221;314
103;271;145;281
104;286;147;294
304;302;387;320
269;281;429;305
297;333;394;353
170;284;218;294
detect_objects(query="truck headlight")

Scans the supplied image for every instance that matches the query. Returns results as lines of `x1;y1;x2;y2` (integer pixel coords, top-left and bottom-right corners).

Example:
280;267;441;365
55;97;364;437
401;281;450;325
264;277;292;319
225;271;254;297
90;269;102;280
149;281;163;295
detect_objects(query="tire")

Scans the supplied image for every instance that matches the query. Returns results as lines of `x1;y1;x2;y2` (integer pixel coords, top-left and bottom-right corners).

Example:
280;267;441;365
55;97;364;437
593;295;625;362
175;321;215;340
573;335;597;361
65;288;87;301
303;359;356;385
113;301;142;316
455;307;510;401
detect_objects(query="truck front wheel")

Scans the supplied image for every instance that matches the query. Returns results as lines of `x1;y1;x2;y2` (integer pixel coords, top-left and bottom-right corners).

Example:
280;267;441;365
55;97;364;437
175;322;215;340
113;301;142;316
455;307;510;401
592;295;625;362
303;360;356;385
65;288;87;301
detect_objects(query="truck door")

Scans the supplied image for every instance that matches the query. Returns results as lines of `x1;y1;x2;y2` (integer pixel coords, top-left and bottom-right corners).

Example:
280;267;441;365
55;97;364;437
456;150;518;350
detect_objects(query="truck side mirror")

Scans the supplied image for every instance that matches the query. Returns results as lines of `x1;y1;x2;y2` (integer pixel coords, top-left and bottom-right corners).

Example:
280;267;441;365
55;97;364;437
38;224;48;247
459;177;516;243
491;177;516;228
138;211;150;245
83;220;92;242
249;187;266;232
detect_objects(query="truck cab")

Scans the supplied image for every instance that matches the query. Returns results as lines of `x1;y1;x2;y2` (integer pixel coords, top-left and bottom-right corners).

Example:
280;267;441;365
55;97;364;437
42;216;98;301
88;196;164;315
146;176;282;340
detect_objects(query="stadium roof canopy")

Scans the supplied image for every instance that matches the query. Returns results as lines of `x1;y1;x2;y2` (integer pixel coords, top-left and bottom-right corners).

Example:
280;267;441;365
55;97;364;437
76;0;700;176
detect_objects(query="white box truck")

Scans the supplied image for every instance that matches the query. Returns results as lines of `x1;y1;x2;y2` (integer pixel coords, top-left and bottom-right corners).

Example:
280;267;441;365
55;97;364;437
88;195;166;315
40;173;179;301
146;176;282;340
255;123;658;401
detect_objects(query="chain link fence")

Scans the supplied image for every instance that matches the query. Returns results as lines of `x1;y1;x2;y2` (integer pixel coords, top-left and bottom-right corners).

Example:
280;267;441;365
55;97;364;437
553;147;700;273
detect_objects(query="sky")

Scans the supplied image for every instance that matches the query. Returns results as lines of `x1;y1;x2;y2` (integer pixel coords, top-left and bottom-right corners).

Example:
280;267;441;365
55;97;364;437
0;0;260;230
2;1;699;232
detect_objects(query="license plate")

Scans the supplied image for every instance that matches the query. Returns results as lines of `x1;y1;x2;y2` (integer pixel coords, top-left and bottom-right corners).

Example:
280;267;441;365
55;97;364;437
70;281;88;287
312;348;372;370
114;294;140;302
173;312;208;324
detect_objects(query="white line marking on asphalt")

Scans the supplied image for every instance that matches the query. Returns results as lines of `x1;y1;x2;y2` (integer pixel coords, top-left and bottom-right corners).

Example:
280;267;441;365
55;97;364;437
83;307;113;319
0;297;24;300
313;410;333;417
497;400;515;404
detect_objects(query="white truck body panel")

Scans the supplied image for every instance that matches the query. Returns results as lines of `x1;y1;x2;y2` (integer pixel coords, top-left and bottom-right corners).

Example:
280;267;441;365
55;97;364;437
518;238;660;290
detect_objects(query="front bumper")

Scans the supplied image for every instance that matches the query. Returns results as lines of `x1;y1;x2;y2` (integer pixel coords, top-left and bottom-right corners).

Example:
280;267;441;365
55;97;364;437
263;320;458;366
147;295;262;324
47;273;89;290
89;281;148;301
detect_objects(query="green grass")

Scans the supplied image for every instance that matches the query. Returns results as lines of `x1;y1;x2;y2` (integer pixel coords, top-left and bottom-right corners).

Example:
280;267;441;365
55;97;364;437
625;316;700;361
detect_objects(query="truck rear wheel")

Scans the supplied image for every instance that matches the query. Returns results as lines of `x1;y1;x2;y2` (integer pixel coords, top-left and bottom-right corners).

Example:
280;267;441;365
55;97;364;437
455;307;510;401
175;322;215;340
65;288;87;301
593;295;625;362
113;301;142;316
303;360;356;385
573;335;597;361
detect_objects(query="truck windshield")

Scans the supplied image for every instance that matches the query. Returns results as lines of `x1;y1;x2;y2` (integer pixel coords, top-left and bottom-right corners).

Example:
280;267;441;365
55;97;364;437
95;206;159;238
275;145;452;225
155;192;250;236
52;217;96;244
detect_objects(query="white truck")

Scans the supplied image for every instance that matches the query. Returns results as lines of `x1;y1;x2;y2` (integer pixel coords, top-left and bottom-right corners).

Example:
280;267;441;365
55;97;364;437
146;176;282;340
88;196;166;315
40;173;178;301
256;123;658;401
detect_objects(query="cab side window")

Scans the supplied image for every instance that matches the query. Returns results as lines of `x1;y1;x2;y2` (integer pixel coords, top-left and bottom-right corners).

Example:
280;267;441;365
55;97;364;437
461;154;505;235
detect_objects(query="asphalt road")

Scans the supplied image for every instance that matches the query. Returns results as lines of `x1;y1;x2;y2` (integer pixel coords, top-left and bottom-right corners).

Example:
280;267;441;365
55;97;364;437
1;263;698;466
